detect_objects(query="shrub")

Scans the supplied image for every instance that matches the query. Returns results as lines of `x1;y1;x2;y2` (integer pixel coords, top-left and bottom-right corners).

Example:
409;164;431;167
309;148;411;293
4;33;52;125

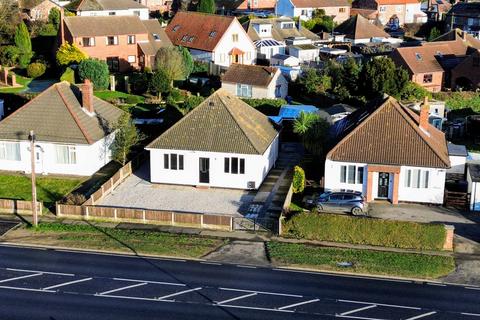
179;95;204;115
0;45;20;67
78;58;109;90
129;72;148;95
15;21;33;68
192;61;208;74
149;68;171;98
292;166;305;194
26;62;46;78
60;67;75;83
242;98;286;115
38;23;57;36
56;43;88;66
125;95;142;105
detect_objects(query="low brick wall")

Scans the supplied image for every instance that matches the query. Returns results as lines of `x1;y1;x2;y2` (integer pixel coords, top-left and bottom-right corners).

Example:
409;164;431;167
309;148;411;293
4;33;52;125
0;199;43;215
443;224;455;251
56;204;232;231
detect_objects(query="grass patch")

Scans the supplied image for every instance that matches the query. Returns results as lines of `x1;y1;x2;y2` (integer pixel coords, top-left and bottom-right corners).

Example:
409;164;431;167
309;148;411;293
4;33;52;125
283;213;446;251
94;90;145;104
0;174;83;204
29;222;225;258
267;242;454;279
0;75;32;93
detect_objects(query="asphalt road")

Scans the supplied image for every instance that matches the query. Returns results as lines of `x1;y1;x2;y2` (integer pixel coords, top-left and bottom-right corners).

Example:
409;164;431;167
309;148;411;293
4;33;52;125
0;244;478;320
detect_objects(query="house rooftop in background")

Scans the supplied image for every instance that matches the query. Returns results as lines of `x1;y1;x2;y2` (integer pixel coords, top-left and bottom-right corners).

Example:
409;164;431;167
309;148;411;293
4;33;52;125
288;0;349;8
147;89;278;155
0;81;123;144
245;17;320;42
19;0;61;21
334;14;390;42
216;0;276;12
222;64;278;87
64;15;148;36
66;0;148;11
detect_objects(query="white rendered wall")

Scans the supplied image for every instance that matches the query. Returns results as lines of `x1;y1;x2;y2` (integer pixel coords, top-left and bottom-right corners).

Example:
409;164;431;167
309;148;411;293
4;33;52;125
212;21;256;67
448;155;466;174
77;9;150;20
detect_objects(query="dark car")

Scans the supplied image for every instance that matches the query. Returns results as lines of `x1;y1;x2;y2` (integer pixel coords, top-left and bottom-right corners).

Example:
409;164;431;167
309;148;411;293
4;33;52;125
306;191;367;215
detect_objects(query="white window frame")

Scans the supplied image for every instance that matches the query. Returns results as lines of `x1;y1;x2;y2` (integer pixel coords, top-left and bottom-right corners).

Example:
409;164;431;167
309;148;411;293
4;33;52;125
127;55;136;63
236;84;252;98
55;145;77;165
405;169;429;188
127;35;136;45
0;142;21;161
340;165;363;185
106;36;118;46
379;6;386;12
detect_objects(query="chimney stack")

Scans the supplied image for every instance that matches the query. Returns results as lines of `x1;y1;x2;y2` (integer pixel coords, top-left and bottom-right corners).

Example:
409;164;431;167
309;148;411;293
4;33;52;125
419;96;430;131
81;79;94;114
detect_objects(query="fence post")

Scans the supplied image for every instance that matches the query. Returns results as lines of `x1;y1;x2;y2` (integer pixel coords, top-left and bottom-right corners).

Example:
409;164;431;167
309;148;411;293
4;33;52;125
56;203;61;216
171;212;175;226
200;214;204;228
85;206;89;218
142;210;146;223
443;224;455;251
230;217;233;231
114;208;117;220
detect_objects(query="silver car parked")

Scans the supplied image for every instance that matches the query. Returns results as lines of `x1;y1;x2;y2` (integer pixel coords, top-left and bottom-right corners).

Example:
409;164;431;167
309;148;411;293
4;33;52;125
312;191;368;215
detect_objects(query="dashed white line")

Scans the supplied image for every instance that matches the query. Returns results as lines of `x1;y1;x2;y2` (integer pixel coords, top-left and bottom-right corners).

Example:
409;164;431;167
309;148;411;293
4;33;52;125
220;287;303;297
97;294;173;302
99;282;148;295
200;262;222;266
216;293;257;305
43;277;92;290
336;315;386;320
272;268;411;283
113;278;185;286
0;285;55;293
338;299;421;310
6;268;74;277
340;304;377;316
218;304;294;313
0;273;43;283
236;265;257;269
405;311;437;320
462;312;480;317
278;298;320;310
157;287;202;300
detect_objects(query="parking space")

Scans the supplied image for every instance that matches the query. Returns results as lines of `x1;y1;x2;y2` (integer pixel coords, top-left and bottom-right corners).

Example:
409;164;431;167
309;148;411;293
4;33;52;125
0;266;478;319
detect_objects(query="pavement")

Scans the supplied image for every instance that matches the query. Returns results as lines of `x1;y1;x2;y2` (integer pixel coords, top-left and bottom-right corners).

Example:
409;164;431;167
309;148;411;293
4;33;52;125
203;240;270;266
0;244;478;319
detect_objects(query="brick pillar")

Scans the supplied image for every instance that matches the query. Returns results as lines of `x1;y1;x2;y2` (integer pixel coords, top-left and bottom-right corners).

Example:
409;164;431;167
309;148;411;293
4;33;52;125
110;75;116;91
392;172;400;205
443;225;455;251
366;171;374;202
3;69;8;84
10;73;16;87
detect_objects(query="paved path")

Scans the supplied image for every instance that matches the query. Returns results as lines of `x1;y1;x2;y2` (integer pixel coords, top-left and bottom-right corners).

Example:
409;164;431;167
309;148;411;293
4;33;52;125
0;245;479;319
203;240;270;266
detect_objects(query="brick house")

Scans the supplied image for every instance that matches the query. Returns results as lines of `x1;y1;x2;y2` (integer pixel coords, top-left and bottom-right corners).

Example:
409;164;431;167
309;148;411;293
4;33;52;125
352;0;426;26
275;0;351;23
19;0;62;21
134;0;172;13
62;15;171;72
66;0;150;20
217;0;277;13
325;97;450;205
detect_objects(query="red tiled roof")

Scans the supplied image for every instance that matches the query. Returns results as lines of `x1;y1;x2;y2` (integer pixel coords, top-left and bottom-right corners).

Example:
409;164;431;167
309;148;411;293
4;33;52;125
376;0;419;4
327;97;450;168
390;44;453;74
290;0;349;8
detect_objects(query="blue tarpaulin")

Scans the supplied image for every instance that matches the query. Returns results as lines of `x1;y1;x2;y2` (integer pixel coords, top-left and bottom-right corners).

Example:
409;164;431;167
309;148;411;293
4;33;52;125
269;105;319;124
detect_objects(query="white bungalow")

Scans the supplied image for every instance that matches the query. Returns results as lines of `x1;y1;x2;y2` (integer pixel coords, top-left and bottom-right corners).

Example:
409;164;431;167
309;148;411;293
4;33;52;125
0;80;123;176
324;97;451;204
66;0;150;20
146;90;280;190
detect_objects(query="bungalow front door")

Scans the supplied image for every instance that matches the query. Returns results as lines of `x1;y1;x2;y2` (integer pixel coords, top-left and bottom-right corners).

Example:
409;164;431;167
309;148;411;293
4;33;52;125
377;172;389;199
199;158;210;184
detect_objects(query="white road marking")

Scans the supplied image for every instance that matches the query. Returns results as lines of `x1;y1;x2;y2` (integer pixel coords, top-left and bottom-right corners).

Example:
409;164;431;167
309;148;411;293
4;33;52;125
99;282;147;295
220;287;303;297
216;293;257;305
336;315;386;320
462;312;480;317
6;268;74;277
157;287;202;300
113;278;185;286
340;304;377;316
236;265;257;269
278;298;320;310
98;294;174;302
200;262;222;266
43;278;93;290
466;287;480;291
0;285;55;293
218;304;294;313
272;268;411;283
405;311;437;320
338;299;421;310
49;248;187;262
0;273;43;283
426;283;446;287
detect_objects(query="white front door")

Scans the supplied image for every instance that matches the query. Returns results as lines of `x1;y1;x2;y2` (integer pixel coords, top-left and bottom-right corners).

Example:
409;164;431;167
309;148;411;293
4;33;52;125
35;146;43;174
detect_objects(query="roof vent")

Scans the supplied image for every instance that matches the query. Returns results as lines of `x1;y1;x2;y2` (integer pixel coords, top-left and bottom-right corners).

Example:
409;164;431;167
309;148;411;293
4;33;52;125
209;101;214;106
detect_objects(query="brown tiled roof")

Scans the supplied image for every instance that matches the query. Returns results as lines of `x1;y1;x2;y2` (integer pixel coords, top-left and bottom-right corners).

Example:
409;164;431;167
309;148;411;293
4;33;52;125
350;8;378;19
327;97;450;168
138;20;173;56
246;18;320;42
222;64;278;87
335;14;389;40
431;28;480;51
0;82;124;144
146;89;278;154
165;12;236;52
66;0;147;11
290;0;349;8
390;44;452;74
64;16;148;37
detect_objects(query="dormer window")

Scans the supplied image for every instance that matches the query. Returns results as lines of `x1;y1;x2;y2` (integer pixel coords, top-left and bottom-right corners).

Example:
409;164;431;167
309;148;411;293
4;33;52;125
415;53;422;61
281;22;294;29
188;36;195;42
173;25;180;32
209;31;217;38
181;35;189;41
153;33;160;40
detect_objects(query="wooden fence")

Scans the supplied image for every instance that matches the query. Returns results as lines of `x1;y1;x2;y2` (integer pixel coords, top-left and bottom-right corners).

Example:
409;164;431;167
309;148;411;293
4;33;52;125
0;199;43;215
56;204;233;231
444;191;470;210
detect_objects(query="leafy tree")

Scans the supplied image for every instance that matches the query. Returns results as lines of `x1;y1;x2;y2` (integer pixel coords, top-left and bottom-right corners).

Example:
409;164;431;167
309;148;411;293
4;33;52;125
293;111;319;135
0;45;20;66
111;113;143;166
14;22;33;68
27;62;46;78
0;0;19;43
178;46;194;79
401;82;432;101
155;47;187;83
298;68;331;95
339;58;361;94
427;27;441;42
178;95;205;115
78;58;109;90
38;23;58;36
292;166;306;194
149;68;171;99
301;10;335;32
48;8;61;29
197;0;216;14
56;43;88;66
360;57;409;99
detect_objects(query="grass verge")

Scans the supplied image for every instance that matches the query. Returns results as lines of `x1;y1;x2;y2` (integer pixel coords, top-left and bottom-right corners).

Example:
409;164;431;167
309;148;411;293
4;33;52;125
283;213;446;251
17;222;225;258
267;242;455;279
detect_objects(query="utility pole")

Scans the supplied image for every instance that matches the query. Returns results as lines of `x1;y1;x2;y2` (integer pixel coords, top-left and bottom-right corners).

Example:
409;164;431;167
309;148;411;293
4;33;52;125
29;130;38;227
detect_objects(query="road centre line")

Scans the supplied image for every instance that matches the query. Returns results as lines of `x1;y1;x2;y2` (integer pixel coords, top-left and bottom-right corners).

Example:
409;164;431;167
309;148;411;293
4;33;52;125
216;293;257;305
405;311;437;320
99;282;148;295
278;299;320;310
43;278;93;290
113;277;185;286
336;315;386;320
218;304;294;313
6;268;74;277
462;312;480;317
219;287;303;297
340;305;377;316
338;299;421;310
0;273;43;283
157;287;202;300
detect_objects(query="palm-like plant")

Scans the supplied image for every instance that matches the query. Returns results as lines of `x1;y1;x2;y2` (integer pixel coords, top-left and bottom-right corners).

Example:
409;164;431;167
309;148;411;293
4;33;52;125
293;111;319;135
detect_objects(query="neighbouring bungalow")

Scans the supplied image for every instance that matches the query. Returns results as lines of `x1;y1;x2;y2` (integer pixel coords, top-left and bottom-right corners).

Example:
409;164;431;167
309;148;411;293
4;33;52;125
334;14;401;44
270;53;300;67
324;97;451;205
19;0;62;21
352;0;426;26
0;80;123;176
221;64;288;99
165;12;256;68
288;43;320;63
275;0;351;23
146;90;280;190
66;0;150;20
62;15;171;72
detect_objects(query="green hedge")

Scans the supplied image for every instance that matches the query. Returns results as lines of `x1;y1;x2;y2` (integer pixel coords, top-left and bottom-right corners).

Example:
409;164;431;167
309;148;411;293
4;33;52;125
283;213;446;250
267;242;454;279
242;98;286;115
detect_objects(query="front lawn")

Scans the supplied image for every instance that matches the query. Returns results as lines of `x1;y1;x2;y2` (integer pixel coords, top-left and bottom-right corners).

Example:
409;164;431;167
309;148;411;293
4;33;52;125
13;222;225;258
94;90;145;104
267;242;455;279
282;213;446;251
0;174;83;204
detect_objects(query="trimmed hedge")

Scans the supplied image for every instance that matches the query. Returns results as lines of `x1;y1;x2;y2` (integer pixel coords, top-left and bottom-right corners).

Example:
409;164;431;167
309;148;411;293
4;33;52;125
283;213;446;251
242;98;286;115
